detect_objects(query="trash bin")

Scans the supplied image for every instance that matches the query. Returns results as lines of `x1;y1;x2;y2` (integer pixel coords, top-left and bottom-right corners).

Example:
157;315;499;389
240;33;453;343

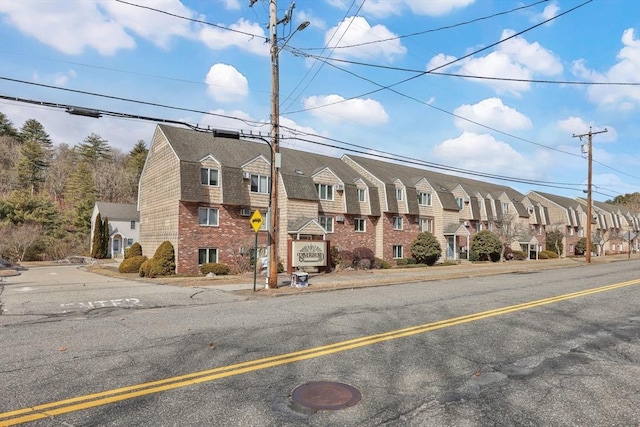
291;272;309;287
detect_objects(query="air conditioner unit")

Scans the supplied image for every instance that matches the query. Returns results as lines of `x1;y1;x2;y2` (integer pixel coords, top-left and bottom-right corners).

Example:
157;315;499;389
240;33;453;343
464;197;470;203
336;184;345;191
336;215;345;223
242;172;251;180
463;221;469;227
240;207;251;216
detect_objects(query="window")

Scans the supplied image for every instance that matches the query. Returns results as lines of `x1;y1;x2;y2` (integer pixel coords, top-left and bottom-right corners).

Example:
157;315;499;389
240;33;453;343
355;218;366;232
478;223;483;232
126;238;134;247
488;223;493;231
315;184;334;201
198;248;218;264
568;226;574;236
396;188;403;201
250;174;270;194
456;197;463;209
578;229;584;237
357;188;366;202
393;216;403;230
418;192;432;206
502;202;509;214
419;217;433;233
130;220;136;230
198;207;219;226
319;216;334;233
393;245;403;259
200;168;219;186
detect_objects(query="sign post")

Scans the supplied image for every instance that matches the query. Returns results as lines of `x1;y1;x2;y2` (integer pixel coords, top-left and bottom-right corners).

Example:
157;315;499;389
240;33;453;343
250;210;263;292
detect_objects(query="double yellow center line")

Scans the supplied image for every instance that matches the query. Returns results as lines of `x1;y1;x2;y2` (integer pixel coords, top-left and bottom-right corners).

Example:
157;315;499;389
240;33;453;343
2;278;639;426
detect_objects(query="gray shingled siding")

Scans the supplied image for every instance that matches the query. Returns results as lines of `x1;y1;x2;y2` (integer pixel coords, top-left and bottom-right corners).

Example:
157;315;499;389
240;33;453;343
368;188;381;216
221;167;247;205
543;207;551;225
280;174;318;201
438;191;459;211
386;184;399;213
96;202;139;220
494;201;503;218
533;206;542;224
513;200;529;218
344;184;361;215
471;197;481;219
406;187;419;215
180;161;203;202
485;199;494;219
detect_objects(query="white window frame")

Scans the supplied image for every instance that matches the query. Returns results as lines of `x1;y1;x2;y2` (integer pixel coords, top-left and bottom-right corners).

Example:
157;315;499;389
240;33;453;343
393;216;403;230
319;215;334;233
396;188;403;201
130;220;136;230
354;217;366;232
198;248;218;265
357;188;366;202
456;197;463;209
198;207;219;226
200;168;219;186
502;202;509;214
420;217;433;233
250;174;270;194
393;245;403;259
418;192;432;206
478;223;484;232
568;226;574;236
315;183;334;201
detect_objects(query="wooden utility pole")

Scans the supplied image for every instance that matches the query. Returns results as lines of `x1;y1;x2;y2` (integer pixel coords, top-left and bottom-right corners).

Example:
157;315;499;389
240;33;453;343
573;127;607;263
267;0;279;289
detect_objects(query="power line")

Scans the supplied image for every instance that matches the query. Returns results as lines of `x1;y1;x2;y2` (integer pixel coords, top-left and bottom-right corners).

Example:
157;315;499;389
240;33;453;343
0;76;266;128
298;0;550;52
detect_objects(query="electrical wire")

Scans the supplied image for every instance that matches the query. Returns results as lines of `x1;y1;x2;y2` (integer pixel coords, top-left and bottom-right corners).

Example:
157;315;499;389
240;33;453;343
298;0;551;52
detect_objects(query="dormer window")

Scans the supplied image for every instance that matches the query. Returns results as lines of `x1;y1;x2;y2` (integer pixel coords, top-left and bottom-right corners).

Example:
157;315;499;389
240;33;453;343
418;192;432;206
357;188;366;202
200;168;219;186
396;188;403;201
456;197;463;209
316;184;334;201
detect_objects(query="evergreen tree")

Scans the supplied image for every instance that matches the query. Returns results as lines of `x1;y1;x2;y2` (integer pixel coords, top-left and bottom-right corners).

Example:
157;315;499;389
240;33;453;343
73;198;95;235
91;213;102;258
20;119;52;146
77;133;112;165
127;139;148;180
16;139;48;194
0;190;61;233
101;217;110;258
0;112;19;138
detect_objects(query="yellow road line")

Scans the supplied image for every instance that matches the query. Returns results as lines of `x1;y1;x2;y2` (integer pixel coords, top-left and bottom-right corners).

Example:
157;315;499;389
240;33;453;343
2;278;638;426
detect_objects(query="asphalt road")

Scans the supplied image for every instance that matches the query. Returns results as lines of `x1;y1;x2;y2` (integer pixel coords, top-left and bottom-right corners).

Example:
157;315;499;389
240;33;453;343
1;261;639;426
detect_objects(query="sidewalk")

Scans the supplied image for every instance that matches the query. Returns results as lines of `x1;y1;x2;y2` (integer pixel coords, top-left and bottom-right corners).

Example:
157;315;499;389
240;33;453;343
206;253;640;294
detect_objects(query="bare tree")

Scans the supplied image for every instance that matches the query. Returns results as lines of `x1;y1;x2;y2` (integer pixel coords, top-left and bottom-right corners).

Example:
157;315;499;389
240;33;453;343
0;223;44;262
492;212;533;260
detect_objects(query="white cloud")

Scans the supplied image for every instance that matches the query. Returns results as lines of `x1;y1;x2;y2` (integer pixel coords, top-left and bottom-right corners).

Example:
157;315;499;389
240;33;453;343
360;0;403;18
428;30;562;95
432;132;537;178
426;53;458;72
0;0;135;55
303;94;389;125
453;98;532;132
531;1;559;24
404;0;475;16
297;10;326;31
199;18;269;56
592;173;640;197
557;117;616;143
220;0;241;10
205;64;249;102
571;28;640;108
324;16;406;62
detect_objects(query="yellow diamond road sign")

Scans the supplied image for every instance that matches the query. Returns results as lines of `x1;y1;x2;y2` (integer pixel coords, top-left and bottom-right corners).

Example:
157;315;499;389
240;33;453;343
250;210;263;232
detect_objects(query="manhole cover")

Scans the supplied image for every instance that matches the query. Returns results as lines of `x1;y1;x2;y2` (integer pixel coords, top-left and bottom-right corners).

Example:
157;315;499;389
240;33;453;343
291;381;361;411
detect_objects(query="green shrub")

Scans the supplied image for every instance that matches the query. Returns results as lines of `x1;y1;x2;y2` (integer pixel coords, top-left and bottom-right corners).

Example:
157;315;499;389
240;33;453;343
540;250;558;259
406;258;417;265
396;258;408;266
575;237;587;255
139;258;152;277
119;255;147;273
151;241;176;276
125;242;142;259
411;231;442;266
512;250;526;260
471;231;502;262
373;258;391;269
200;263;230;275
468;251;480;262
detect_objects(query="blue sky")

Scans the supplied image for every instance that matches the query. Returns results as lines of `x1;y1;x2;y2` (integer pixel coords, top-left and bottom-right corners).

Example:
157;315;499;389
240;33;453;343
0;0;638;202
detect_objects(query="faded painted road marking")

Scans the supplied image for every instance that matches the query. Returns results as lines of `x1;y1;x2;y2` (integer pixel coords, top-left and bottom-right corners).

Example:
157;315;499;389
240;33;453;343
60;298;143;312
2;278;639;426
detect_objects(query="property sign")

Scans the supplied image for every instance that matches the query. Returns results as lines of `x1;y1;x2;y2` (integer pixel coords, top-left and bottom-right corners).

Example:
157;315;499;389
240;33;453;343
291;241;328;267
250;210;263;233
